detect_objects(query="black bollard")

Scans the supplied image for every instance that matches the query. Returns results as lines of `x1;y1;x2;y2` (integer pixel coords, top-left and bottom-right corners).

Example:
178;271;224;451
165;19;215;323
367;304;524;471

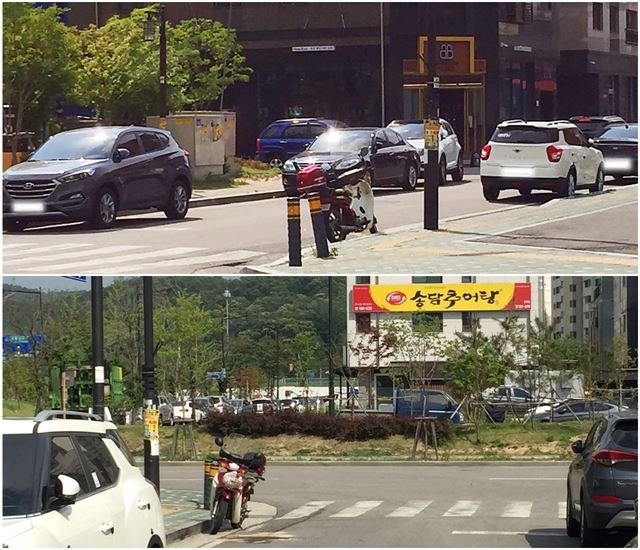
287;197;302;266
308;192;330;258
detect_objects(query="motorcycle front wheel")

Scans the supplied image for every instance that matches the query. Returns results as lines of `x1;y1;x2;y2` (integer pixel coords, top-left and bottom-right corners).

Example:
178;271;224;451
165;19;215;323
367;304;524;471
325;209;346;242
210;496;228;535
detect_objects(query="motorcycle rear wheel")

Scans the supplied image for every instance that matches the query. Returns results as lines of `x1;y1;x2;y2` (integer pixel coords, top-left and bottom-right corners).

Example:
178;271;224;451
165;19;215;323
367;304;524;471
210;497;228;535
325;209;346;242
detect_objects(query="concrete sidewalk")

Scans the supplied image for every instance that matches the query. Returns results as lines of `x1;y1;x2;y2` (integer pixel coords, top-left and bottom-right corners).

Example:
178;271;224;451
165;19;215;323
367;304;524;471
189;176;284;207
259;184;638;275
162;488;276;545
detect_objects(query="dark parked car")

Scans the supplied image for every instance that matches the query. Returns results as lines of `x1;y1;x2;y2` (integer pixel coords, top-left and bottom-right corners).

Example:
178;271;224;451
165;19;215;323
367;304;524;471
255;118;347;168
229;398;253;414
394;389;465;423
251;398;276;415
282;127;421;194
593;124;638;181
569;115;627;139
566;413;637;546
3;126;192;232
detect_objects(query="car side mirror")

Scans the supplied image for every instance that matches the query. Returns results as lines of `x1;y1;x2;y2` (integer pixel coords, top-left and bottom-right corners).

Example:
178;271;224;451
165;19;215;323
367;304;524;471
359;146;369;157
587;138;594;146
114;148;131;163
50;474;80;509
571;440;584;454
214;436;224;447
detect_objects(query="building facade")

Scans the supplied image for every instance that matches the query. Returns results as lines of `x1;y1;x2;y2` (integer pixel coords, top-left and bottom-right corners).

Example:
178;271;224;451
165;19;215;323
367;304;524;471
346;275;551;410
63;2;638;157
552;276;638;387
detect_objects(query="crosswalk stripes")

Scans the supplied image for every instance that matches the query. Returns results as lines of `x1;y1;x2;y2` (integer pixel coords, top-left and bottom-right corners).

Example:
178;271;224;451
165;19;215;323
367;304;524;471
443;500;481;517
386;500;433;518
558;501;566;519
3;243;94;258
501;501;533;518
278;501;335;520
329;501;383;518
5;245;144;266
274;499;568;521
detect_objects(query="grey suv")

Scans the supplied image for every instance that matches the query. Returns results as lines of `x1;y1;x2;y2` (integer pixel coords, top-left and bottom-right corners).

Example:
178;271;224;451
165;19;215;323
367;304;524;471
566;413;637;546
3;126;192;231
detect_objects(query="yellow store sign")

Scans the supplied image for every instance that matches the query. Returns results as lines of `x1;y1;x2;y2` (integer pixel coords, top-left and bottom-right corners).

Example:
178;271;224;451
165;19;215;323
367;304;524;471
352;283;531;313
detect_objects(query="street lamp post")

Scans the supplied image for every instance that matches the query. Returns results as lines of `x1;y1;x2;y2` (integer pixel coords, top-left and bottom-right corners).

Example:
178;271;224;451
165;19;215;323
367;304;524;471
144;4;168;119
223;290;231;392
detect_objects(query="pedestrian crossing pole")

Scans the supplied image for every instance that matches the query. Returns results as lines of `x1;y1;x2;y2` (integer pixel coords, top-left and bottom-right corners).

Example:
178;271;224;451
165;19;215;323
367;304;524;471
91;276;105;419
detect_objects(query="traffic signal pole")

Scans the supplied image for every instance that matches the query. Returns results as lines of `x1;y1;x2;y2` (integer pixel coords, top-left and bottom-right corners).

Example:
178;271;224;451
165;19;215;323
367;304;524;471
91;277;105;418
424;15;440;230
142;277;160;493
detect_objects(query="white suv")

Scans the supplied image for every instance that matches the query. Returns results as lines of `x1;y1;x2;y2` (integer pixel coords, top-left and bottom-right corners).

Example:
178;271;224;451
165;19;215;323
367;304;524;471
480;120;605;201
3;411;166;548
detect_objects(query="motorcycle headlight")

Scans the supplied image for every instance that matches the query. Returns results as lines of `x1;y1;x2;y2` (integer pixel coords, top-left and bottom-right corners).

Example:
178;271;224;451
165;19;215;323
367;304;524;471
283;160;295;172
334;158;360;171
222;471;244;489
57;168;96;184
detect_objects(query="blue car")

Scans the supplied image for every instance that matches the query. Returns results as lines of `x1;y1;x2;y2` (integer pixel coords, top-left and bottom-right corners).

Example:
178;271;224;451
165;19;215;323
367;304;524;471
255;118;347;168
395;389;465;423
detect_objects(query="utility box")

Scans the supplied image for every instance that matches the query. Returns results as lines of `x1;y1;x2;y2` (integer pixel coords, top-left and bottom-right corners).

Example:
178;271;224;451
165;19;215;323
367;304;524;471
147;111;236;179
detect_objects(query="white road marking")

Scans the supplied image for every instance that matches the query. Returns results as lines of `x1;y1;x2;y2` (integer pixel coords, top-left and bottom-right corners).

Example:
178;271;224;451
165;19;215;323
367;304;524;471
330;500;383;518
3;242;39;250
452;530;566;537
278;501;334;520
558;501;566;519
501;501;533;518
4;243;95;257
490;478;565;481
386;500;432;517
5;245;142;265
103;250;265;273
443;500;481;517
21;247;201;272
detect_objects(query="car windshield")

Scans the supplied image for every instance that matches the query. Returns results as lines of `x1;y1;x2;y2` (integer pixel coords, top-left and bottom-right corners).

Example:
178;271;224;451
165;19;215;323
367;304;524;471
389;123;424;140
308;130;372;153
492;126;559;144
3;434;40;516
598;125;638;140
29;128;118;161
611;419;638;450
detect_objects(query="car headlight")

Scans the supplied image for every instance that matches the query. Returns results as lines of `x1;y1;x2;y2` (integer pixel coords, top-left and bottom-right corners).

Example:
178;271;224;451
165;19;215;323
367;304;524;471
283;160;295;172
334;158;360;170
57;168;96;184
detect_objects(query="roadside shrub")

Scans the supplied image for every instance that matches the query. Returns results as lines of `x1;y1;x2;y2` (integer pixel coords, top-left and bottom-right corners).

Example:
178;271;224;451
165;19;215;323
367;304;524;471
204;412;452;442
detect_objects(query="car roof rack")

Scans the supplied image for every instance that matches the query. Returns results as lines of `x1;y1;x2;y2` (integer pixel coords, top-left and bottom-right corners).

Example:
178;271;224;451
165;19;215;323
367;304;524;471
35;410;102;422
500;119;526;124
548;120;571;125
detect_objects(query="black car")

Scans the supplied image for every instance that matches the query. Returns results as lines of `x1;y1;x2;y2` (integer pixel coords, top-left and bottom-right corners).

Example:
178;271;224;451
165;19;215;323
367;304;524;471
282;127;421;195
569;115;627;139
3;126;192;231
566;413;638;546
593;124;638;181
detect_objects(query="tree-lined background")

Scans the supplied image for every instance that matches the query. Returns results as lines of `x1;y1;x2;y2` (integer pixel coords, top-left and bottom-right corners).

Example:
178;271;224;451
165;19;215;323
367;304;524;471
3;277;346;414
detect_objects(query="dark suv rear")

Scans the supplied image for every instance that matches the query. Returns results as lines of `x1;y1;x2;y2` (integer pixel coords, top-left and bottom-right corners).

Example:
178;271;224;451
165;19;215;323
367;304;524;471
569;115;627;139
566;413;637;546
3;126;192;231
255;118;346;168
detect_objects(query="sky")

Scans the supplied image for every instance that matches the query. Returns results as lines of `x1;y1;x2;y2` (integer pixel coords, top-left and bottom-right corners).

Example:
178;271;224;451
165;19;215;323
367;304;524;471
3;276;120;291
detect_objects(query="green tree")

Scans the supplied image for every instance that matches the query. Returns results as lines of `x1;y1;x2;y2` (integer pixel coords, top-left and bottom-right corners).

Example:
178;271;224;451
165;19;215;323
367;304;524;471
73;7;159;123
169;18;252;110
3;3;80;159
442;317;524;442
287;331;322;400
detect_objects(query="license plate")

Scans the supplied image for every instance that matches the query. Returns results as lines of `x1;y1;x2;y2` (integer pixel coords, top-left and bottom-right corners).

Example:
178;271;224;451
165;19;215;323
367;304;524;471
257;404;263;411
12;201;45;213
501;167;534;178
605;158;631;170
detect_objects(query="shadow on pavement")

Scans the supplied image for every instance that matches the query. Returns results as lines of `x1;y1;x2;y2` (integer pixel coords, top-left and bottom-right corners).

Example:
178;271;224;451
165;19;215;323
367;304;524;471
17;216;200;235
524;528;636;548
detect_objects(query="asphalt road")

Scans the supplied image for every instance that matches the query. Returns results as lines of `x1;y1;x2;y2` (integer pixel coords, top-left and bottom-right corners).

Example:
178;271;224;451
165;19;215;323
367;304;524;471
4;175;635;275
163;462;634;548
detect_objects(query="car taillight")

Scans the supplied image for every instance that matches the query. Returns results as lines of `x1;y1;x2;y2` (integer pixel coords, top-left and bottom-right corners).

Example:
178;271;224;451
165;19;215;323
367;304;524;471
592;449;638;467
480;144;491;161
256;138;260;152
546;145;563;162
592;495;623;504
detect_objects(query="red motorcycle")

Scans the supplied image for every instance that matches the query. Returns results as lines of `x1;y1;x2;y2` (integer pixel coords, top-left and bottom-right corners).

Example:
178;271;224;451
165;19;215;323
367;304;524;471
296;160;377;242
209;435;266;534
